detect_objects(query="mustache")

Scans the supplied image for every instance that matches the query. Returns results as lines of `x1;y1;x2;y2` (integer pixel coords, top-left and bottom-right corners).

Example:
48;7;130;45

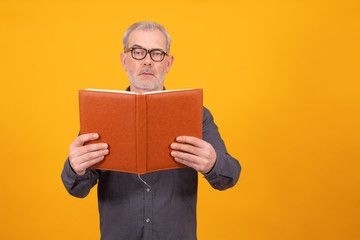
138;68;155;75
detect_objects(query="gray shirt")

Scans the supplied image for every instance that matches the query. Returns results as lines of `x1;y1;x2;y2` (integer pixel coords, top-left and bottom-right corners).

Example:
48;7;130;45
61;106;241;240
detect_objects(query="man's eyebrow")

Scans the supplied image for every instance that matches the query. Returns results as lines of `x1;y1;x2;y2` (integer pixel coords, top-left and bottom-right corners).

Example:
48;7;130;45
131;44;143;48
130;44;164;51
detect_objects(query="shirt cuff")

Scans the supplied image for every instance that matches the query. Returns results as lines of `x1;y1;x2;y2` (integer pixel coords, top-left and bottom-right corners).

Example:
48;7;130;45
203;149;224;180
64;157;92;181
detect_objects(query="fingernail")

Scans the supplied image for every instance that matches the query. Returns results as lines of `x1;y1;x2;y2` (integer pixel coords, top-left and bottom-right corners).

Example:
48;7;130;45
170;143;175;148
94;133;99;138
104;149;109;154
170;151;175;157
103;143;108;148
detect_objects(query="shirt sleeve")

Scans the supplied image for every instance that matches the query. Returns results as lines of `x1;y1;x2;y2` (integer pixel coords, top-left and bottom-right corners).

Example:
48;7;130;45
202;107;241;190
61;157;99;198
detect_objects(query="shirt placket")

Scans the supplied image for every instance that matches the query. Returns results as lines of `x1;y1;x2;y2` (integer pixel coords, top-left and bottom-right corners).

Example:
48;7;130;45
143;173;153;240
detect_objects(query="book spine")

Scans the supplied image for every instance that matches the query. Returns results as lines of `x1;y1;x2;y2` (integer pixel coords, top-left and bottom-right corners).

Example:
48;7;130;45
136;94;147;174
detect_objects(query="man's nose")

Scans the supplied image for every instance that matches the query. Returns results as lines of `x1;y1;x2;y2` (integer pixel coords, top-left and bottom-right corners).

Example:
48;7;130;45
142;52;153;65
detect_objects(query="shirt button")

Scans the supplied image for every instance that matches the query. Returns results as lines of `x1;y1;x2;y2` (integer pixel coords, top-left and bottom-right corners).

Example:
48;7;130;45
145;218;151;223
146;188;150;192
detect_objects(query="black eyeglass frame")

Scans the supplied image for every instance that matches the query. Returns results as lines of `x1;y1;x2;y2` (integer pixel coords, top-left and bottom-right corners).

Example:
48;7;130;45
124;47;169;62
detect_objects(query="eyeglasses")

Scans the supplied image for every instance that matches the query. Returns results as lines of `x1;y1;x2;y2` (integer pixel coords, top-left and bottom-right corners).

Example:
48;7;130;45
124;47;169;62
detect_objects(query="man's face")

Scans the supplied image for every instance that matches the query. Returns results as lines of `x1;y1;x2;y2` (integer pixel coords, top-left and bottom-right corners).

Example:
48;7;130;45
120;29;174;93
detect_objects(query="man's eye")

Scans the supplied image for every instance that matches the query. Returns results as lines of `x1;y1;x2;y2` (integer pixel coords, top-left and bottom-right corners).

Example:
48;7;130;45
153;51;162;56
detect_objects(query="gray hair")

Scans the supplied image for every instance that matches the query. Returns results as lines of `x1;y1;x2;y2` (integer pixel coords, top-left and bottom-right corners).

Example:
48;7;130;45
123;21;171;52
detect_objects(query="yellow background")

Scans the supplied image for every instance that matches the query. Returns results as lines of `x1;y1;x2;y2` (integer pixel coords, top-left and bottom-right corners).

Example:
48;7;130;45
1;0;359;239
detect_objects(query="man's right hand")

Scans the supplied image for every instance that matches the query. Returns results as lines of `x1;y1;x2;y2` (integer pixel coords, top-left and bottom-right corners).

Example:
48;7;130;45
69;133;109;175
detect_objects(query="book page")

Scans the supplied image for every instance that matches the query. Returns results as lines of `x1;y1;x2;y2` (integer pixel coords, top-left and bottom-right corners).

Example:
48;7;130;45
84;88;194;95
143;89;194;94
85;89;138;94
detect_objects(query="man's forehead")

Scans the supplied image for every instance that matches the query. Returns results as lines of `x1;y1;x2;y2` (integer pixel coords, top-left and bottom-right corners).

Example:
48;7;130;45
127;29;167;49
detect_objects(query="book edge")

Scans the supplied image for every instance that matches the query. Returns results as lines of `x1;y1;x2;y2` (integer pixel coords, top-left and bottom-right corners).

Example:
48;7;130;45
82;88;200;95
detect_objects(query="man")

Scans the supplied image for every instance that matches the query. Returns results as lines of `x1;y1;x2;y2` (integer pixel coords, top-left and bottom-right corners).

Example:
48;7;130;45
61;21;241;240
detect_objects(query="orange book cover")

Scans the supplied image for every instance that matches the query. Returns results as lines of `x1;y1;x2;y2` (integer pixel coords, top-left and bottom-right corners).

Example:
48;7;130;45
78;88;203;174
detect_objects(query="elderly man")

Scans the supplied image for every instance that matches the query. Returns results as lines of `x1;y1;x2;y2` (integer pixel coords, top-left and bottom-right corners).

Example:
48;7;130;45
61;21;241;240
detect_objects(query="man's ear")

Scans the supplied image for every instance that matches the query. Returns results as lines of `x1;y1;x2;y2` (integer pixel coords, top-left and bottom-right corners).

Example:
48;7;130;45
166;55;174;73
120;52;127;71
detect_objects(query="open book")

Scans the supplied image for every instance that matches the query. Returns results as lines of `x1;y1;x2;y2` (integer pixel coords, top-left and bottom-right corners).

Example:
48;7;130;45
79;88;203;174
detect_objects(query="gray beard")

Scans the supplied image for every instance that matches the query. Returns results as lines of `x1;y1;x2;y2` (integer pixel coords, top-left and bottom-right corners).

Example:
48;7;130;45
127;72;166;91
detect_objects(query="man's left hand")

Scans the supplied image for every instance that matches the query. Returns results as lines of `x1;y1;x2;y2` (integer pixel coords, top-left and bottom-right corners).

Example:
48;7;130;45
170;136;216;174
